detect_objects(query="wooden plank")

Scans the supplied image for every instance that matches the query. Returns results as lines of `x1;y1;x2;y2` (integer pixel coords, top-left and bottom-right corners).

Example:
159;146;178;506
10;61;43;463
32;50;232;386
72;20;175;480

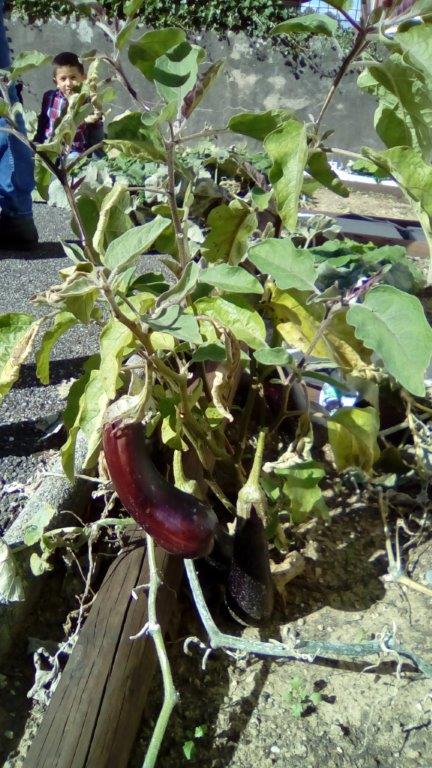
24;528;183;768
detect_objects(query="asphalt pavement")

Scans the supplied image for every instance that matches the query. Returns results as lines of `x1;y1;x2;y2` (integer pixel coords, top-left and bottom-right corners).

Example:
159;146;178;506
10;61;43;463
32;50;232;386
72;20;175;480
0;201;100;528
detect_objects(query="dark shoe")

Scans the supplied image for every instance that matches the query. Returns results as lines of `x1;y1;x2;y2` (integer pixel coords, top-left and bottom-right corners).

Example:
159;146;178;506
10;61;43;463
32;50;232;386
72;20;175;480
0;214;39;250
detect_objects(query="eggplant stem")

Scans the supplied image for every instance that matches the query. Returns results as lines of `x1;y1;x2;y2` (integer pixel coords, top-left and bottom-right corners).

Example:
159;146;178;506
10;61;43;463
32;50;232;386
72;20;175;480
184;559;432;677
140;535;179;768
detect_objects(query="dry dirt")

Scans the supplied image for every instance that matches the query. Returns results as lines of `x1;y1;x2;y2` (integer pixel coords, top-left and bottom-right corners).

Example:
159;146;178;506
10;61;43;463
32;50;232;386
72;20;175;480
131;498;432;768
304;186;415;221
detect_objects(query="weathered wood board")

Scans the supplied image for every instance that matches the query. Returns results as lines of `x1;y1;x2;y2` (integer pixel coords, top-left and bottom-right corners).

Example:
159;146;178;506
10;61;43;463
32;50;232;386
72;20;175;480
24;528;183;768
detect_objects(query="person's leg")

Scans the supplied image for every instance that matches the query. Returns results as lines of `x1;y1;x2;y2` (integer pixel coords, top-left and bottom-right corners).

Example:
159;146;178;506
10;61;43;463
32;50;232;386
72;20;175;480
0;0;38;248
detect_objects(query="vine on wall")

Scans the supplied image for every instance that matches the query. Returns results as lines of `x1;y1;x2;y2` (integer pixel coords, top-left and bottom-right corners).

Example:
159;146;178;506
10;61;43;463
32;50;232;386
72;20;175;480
10;0;301;37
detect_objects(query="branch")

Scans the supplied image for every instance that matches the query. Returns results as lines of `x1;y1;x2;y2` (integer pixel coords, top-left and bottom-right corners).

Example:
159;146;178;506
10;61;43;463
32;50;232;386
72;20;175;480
184;559;432;677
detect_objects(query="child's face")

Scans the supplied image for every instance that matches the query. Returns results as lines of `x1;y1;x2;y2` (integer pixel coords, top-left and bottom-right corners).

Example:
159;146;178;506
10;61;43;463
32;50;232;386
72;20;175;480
54;65;85;97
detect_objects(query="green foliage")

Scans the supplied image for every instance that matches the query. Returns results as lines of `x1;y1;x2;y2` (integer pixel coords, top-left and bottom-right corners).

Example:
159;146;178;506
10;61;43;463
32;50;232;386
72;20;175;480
11;0;301;37
282;676;322;718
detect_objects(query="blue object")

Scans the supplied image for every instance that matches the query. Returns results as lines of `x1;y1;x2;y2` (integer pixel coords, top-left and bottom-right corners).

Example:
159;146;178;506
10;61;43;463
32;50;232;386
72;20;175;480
0;0;35;218
319;383;359;414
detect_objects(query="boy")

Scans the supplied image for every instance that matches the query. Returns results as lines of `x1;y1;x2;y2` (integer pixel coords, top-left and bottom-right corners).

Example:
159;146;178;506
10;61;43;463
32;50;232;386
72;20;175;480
35;51;103;157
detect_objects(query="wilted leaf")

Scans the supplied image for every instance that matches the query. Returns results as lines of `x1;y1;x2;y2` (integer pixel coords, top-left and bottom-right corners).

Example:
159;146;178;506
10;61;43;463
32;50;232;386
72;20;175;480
35;311;77;384
0;541;25;603
99;318;133;399
0;313;40;404
201;200;257;265
328;406;380;472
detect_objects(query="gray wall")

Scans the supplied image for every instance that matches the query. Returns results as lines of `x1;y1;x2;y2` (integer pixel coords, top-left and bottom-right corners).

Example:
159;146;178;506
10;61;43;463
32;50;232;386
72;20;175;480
7;14;380;152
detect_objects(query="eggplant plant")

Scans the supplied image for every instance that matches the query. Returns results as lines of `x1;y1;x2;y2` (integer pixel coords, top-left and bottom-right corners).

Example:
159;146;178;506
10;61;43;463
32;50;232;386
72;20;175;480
1;0;432;764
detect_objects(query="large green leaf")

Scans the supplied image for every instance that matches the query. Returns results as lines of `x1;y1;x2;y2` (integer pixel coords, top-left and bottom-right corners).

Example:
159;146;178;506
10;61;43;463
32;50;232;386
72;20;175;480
146;306;202;344
271;14;338;37
104;216;171;272
248;238;317;291
199;264;263;295
0;313;40;404
307;149;349;198
363;146;432;218
358;55;432;157
155;42;205;105
228;109;294;142
194;296;266;349
9;50;51;80
201;200;257;265
347;285;432;396
264;119;308;231
328;407;380;473
106;111;166;162
128;28;186;81
35;311;77;385
395;25;432;79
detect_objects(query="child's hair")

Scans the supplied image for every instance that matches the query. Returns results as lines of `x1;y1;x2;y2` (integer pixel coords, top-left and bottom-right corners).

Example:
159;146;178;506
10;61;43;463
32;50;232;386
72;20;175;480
52;52;85;75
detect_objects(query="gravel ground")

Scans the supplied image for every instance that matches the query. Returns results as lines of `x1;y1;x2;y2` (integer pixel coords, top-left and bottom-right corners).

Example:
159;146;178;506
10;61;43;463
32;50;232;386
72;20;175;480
0;201;99;529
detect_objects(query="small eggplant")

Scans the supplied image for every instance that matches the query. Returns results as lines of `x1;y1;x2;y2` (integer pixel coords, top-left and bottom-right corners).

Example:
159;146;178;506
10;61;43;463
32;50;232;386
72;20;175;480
103;421;218;558
225;508;274;625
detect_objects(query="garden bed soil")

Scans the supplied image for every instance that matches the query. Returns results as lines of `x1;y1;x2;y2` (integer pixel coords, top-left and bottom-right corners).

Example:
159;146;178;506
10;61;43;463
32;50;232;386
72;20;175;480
304;186;415;221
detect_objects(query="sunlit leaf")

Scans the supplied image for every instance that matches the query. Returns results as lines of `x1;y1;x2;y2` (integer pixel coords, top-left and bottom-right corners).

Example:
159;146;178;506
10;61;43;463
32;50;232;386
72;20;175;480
199;264;263;294
201;200;257;265
248;238;317;291
195;295;266;349
0;313;40;404
264;119;307;231
328;406;380;473
35;311;77;384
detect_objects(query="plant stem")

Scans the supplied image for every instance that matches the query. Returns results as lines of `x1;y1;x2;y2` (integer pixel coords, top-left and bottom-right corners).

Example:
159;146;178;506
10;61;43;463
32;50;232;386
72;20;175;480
316;30;368;133
184;559;432;677
142;535;179;768
174;127;230;144
328;147;366;162
165;125;190;270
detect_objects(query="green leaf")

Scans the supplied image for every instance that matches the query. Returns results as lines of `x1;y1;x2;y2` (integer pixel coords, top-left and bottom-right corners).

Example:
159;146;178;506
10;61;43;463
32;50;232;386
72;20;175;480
30;552;53;576
228;109;294;142
328;406;380;473
116;18;139;50
395;25;432;79
307;149;349;198
9;50;51;80
253;347;291;366
194;296;266;349
104;216;171;272
271;14;338;37
347;285;432;396
128;28;186;81
34;155;53;201
282;461;326;524
146;306;202;344
0;541;25;603
191;341;226;363
363;146;432;218
123;0;144;16
155;42;205;105
0;313;40;404
201;199;257;265
155;261;200;311
23;504;56;546
264;119;308;231
35;311;77;385
99;319;133;399
248;239;317;291
106;111;166;162
183;740;196;760
199;264;263;294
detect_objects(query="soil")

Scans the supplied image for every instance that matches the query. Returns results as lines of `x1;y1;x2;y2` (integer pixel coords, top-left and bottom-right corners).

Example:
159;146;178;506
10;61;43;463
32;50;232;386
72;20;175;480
127;496;432;768
2;189;431;768
304;186;415;222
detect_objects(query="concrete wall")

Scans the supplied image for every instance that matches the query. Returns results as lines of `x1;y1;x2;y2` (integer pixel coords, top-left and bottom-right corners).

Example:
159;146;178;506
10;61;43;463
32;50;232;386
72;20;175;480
6;14;380;152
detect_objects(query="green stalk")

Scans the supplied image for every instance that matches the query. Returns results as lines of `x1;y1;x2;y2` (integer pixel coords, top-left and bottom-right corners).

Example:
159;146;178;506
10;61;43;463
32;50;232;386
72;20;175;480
142;535;179;768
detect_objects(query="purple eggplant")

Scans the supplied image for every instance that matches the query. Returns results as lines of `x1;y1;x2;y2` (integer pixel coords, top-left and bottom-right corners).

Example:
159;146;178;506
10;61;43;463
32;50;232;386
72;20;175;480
103;421;218;558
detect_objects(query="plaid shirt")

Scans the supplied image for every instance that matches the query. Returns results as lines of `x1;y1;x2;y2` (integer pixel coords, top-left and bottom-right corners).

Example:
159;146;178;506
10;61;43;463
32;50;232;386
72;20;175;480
35;89;89;153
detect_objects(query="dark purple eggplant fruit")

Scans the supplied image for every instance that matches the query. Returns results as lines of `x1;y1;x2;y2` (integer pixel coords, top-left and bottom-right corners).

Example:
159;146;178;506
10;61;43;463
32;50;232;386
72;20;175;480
103;421;218;558
226;508;274;625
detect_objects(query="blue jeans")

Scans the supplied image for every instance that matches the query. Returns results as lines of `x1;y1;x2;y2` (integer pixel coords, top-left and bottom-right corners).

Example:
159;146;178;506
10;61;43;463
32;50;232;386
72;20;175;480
0;0;34;217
